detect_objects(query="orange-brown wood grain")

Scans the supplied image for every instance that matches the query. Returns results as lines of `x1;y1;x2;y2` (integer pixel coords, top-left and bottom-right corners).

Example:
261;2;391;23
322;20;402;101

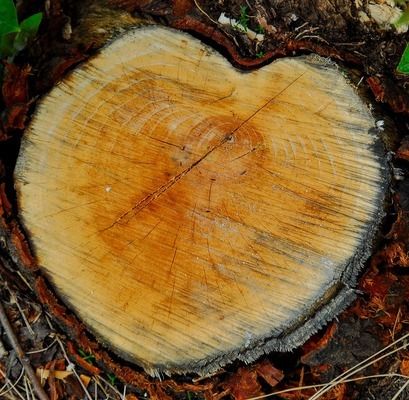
14;26;386;376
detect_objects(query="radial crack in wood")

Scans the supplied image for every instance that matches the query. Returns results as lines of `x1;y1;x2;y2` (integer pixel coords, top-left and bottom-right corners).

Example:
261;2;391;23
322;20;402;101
14;26;387;376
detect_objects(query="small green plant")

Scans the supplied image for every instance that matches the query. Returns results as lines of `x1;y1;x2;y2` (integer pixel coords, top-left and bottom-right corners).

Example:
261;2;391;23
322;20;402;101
256;50;266;58
391;1;409;74
237;5;250;31
393;1;409;74
397;43;409;74
394;4;409;27
0;0;42;60
255;24;265;34
107;373;117;386
78;348;96;364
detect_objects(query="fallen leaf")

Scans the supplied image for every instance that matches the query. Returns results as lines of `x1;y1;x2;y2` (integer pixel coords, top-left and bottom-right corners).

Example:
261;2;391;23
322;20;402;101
36;368;73;383
327;383;347;400
151;383;173;400
1;64;30;108
45;358;65;371
2;103;30;130
302;323;337;362
254;360;284;387
361;272;398;308
66;342;101;375
400;359;409;376
223;368;262;400
396;136;409;161
279;388;314;400
367;76;385;102
48;360;58;400
64;374;86;399
80;374;91;387
125;394;139;400
371;242;409;268
309;363;332;380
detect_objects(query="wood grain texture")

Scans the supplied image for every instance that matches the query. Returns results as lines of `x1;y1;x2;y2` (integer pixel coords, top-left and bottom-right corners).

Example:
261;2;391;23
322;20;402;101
14;26;387;376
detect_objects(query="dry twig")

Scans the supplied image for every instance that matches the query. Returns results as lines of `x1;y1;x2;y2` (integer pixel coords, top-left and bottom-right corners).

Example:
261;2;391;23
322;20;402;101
0;300;49;400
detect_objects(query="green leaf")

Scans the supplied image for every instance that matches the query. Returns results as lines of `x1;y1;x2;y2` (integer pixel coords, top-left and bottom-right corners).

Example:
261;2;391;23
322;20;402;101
0;63;4;85
0;3;42;60
397;43;409;74
107;373;117;386
0;0;19;36
78;348;96;364
394;7;409;27
238;5;249;30
0;30;17;57
19;12;42;36
13;30;29;52
12;13;42;55
256;25;265;34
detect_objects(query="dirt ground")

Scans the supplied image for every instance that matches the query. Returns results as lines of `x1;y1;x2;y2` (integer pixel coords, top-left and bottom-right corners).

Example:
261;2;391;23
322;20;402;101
1;0;409;399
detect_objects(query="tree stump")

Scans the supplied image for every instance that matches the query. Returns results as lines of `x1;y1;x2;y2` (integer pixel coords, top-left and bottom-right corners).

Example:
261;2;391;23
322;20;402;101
14;26;387;376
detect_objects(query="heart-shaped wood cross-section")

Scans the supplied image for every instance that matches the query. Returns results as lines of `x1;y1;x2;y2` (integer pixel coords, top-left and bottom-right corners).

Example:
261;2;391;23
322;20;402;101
14;26;386;376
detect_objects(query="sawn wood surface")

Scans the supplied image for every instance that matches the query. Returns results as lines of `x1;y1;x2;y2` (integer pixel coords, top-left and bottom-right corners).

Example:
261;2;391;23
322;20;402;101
14;26;386;375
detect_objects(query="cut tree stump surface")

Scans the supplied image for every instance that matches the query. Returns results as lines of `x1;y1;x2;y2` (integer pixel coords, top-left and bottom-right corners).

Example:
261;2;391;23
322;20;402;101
14;26;387;376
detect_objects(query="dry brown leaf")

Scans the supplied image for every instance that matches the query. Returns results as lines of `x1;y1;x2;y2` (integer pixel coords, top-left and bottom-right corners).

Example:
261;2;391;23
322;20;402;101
400;359;409;376
125;394;139;400
1;64;30;107
48;360;58;400
80;374;91;387
223;368;262;400
36;368;73;383
279;388;314;400
254;360;284;388
322;383;347;400
301;323;337;363
45;358;65;371
372;242;409;268
396;137;409;162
